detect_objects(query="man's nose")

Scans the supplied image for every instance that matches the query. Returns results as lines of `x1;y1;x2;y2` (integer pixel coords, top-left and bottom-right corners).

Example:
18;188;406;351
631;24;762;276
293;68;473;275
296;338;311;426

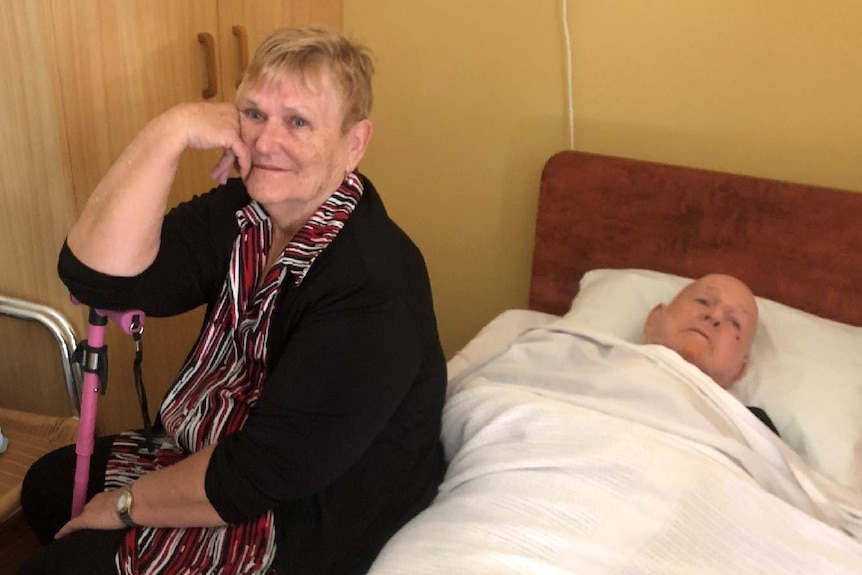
703;312;720;327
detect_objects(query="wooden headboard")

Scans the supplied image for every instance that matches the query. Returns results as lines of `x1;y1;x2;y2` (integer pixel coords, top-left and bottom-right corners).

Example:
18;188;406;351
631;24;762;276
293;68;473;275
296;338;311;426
529;151;862;327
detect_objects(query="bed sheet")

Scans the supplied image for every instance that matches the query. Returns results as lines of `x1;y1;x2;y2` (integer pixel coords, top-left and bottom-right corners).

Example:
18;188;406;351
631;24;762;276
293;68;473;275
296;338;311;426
446;309;559;384
371;317;862;574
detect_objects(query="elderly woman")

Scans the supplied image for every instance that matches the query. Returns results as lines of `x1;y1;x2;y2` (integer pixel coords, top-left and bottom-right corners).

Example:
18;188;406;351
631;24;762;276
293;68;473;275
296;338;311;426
20;27;446;575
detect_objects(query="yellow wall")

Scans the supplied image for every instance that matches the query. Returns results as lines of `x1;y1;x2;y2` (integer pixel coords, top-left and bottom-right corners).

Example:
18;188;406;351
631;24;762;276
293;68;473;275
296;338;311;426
568;1;862;189
345;1;862;358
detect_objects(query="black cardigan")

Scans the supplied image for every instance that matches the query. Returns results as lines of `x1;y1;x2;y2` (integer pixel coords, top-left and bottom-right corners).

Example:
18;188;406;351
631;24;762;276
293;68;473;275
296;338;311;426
58;175;447;574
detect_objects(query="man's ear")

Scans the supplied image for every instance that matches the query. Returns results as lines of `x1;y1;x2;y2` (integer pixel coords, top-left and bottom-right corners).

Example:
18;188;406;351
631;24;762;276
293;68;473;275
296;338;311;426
643;303;665;343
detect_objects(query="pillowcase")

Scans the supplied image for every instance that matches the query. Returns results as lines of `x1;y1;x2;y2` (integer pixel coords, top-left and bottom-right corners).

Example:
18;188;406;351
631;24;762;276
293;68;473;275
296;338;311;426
564;268;862;491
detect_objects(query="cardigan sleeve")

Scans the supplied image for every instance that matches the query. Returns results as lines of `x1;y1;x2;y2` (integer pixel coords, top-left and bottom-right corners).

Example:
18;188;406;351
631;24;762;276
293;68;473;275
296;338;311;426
57;180;248;316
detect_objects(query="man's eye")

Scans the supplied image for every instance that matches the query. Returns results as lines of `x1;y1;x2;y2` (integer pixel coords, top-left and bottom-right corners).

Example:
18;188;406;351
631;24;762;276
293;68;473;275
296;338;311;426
695;298;708;305
732;320;741;330
243;109;263;120
290;116;308;128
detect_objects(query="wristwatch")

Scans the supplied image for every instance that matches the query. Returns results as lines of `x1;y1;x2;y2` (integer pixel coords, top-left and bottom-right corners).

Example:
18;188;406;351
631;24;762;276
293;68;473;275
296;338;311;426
116;487;139;528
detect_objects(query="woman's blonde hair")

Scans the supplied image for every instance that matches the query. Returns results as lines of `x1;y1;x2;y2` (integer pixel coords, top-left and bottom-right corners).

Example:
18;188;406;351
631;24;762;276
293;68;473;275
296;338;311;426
237;26;374;132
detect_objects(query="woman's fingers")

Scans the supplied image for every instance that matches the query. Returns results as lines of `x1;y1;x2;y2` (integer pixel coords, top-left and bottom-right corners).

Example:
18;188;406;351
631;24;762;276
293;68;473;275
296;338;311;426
210;149;236;184
179;103;241;151
54;490;126;538
54;517;81;539
173;102;250;183
209;142;251;184
231;140;252;180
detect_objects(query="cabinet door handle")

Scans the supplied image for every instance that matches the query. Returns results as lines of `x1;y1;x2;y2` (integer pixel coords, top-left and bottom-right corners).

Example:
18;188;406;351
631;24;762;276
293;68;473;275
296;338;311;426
198;32;218;99
232;25;249;88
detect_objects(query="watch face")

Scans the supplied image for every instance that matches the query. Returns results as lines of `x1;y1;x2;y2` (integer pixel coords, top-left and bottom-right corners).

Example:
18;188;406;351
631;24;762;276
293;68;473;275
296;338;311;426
117;490;132;512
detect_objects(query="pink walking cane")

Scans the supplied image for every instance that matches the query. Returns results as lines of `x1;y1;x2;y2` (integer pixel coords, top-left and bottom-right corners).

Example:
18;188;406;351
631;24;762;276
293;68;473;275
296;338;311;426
71;304;146;518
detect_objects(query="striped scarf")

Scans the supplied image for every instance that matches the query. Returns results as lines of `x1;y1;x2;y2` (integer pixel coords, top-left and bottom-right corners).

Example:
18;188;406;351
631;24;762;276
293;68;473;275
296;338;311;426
104;174;363;574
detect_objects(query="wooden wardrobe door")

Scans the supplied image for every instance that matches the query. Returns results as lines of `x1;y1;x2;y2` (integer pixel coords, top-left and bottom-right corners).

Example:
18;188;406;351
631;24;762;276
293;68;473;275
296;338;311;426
0;2;79;308
216;0;344;102
0;1;87;415
49;0;221;434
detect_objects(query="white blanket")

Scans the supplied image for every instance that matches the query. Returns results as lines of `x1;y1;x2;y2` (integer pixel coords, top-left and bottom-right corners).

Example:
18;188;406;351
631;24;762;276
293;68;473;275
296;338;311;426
369;318;862;574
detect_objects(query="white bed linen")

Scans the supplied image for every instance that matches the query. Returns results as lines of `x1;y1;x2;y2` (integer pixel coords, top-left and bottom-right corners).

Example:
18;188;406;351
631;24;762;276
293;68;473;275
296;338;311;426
369;317;862;574
446;309;560;383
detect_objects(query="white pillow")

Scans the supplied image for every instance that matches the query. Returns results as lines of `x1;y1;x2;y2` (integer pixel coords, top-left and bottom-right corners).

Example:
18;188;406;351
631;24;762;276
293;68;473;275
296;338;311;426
565;268;862;490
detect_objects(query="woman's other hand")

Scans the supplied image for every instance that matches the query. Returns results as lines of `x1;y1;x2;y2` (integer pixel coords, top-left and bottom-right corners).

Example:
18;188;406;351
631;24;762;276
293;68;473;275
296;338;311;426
54;489;126;538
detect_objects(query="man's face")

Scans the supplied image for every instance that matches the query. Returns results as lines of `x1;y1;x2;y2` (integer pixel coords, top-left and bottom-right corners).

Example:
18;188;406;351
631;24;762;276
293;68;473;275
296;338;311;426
644;274;759;388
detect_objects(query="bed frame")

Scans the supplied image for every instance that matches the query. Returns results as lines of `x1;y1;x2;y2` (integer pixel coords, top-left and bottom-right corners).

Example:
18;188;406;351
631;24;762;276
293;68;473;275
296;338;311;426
529;151;862;327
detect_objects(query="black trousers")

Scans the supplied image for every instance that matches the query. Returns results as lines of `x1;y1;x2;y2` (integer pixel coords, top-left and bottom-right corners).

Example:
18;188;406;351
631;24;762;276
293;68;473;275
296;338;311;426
18;435;125;575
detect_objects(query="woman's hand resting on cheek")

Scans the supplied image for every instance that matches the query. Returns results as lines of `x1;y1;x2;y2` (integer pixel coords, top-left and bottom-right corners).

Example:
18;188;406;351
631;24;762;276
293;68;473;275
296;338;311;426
166;102;252;185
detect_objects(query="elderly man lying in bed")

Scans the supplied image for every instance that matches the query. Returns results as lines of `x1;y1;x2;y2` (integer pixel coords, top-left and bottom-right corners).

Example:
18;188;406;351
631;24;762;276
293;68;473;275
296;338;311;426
368;275;862;574
644;273;779;435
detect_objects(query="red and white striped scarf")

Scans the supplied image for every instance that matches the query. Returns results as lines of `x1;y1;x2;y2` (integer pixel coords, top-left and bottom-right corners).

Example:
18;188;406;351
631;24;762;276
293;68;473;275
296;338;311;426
105;173;363;574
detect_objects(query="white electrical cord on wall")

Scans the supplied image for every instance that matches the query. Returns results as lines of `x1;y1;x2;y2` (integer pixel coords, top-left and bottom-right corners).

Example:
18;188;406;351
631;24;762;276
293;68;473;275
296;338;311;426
562;0;575;149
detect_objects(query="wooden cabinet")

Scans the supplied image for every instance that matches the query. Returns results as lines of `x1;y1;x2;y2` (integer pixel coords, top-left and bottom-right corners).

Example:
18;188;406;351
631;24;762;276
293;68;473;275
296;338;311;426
0;2;80;314
0;1;85;416
51;1;222;213
0;0;342;434
216;0;342;102
51;0;342;233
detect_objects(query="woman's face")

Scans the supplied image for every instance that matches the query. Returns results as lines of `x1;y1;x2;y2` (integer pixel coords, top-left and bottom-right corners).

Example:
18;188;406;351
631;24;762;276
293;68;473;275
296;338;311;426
237;69;369;227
